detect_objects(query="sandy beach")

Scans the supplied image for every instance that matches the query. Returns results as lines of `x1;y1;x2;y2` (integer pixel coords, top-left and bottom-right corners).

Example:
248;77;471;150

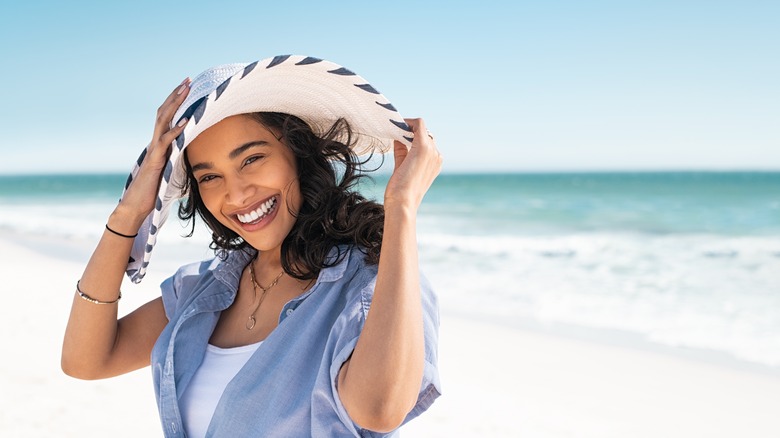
2;234;779;437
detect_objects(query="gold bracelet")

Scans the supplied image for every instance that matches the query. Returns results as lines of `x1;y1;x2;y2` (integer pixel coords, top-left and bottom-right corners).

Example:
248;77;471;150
76;281;121;305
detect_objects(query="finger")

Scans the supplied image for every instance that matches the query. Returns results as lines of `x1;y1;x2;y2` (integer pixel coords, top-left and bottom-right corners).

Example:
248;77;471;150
153;78;191;138
392;140;409;171
404;118;424;141
404;118;438;148
147;114;189;160
162;77;191;109
158;117;189;147
158;78;191;124
147;118;189;162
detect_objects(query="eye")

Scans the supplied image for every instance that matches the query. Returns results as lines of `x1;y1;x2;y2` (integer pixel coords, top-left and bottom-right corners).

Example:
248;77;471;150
243;154;265;167
197;174;219;185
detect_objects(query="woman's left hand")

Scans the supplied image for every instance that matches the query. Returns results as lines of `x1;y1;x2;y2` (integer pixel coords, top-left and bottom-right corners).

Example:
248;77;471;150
384;118;443;211
339;118;440;431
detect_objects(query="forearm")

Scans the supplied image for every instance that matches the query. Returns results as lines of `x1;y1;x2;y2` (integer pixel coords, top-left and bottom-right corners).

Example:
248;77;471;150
62;78;190;379
339;203;425;429
61;207;144;378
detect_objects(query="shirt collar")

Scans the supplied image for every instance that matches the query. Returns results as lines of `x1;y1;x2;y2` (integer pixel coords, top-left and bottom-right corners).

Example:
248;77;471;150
211;245;351;291
318;245;351;283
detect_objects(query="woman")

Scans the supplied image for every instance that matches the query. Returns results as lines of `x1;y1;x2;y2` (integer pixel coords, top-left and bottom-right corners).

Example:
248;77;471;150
62;55;442;437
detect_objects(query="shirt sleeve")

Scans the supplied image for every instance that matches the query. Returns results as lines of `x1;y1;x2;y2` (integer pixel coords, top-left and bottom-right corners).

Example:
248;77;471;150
158;258;219;321
159;269;181;321
327;271;442;437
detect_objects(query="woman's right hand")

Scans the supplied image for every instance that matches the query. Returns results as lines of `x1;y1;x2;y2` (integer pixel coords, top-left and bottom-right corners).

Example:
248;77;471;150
111;78;192;231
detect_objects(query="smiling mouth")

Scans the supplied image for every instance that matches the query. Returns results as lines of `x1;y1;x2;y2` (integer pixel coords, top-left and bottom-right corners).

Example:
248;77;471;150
236;196;279;224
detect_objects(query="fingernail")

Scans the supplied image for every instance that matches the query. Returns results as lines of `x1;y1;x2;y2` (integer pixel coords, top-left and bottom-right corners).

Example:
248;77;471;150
177;117;188;127
176;83;187;95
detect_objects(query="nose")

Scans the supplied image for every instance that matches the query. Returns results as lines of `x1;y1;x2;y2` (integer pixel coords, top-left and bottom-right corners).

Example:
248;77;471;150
223;173;255;208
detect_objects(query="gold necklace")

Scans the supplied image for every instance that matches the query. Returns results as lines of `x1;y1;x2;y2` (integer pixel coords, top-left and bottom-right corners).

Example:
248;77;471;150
245;261;284;331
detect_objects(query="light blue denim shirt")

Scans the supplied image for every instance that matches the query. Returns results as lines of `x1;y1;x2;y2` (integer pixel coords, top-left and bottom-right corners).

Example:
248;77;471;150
150;246;441;437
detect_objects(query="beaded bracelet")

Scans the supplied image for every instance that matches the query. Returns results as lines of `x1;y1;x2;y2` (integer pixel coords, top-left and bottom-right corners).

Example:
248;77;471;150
76;281;122;305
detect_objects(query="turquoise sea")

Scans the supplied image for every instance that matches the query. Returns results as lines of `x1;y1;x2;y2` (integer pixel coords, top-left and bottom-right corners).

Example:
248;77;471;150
1;172;779;367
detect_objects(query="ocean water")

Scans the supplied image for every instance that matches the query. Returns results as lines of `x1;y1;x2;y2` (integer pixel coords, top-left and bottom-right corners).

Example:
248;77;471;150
1;172;779;368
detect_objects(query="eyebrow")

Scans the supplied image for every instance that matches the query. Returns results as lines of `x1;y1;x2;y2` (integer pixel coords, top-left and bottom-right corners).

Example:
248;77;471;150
190;141;270;173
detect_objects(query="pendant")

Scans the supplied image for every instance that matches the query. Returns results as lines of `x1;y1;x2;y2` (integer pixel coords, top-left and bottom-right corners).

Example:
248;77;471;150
246;315;256;330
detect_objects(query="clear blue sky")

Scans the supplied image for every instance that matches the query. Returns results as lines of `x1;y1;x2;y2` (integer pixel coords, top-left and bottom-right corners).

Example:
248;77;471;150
1;0;778;174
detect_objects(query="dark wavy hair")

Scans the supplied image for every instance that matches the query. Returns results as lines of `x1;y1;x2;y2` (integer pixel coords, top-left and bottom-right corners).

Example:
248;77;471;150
178;112;385;280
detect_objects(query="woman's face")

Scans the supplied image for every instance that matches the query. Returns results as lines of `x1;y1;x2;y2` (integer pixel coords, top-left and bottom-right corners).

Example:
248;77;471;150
186;114;301;254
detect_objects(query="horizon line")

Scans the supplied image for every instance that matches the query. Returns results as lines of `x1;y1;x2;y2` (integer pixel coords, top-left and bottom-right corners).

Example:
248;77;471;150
2;168;780;177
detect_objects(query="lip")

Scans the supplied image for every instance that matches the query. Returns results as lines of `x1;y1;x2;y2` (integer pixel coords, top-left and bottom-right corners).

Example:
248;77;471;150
228;195;281;232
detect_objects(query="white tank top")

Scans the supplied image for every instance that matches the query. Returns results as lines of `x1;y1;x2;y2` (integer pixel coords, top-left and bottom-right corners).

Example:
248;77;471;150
180;340;263;438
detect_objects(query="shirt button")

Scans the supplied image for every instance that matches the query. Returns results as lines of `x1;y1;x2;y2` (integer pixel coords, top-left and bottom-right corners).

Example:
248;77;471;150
171;422;177;433
286;308;294;316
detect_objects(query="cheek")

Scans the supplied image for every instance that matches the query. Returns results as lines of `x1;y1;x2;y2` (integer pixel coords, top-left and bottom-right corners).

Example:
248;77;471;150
199;189;223;219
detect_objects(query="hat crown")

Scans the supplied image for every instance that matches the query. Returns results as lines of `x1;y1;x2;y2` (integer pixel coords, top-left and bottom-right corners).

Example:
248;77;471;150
173;63;248;127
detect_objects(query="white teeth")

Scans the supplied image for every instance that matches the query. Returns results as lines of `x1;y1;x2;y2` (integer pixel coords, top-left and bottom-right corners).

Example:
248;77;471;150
237;197;276;224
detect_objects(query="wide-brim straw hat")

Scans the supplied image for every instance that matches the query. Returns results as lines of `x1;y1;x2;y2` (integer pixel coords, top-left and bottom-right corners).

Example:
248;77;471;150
122;55;414;283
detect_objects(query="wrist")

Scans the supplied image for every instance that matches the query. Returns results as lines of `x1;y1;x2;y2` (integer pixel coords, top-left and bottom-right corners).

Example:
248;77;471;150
108;205;147;236
382;200;417;224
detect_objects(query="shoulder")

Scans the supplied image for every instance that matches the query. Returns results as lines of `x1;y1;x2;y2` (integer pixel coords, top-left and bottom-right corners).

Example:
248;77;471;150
325;245;439;328
325;246;379;318
340;245;438;305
